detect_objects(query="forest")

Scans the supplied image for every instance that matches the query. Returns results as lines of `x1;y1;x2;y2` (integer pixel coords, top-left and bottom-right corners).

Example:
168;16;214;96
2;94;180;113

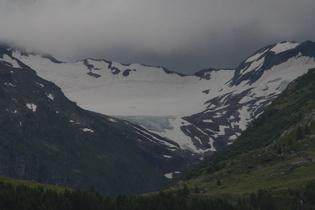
0;180;315;210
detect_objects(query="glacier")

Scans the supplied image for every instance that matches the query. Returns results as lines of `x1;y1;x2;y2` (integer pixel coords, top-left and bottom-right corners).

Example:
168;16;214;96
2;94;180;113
8;40;315;155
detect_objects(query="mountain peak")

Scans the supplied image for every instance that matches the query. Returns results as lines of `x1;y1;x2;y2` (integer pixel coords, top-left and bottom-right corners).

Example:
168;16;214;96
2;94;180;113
229;40;315;86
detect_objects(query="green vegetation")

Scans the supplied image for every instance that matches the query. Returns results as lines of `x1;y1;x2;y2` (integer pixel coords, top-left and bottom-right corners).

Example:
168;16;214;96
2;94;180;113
176;68;315;181
0;178;235;210
164;68;315;209
1;177;315;209
0;176;69;193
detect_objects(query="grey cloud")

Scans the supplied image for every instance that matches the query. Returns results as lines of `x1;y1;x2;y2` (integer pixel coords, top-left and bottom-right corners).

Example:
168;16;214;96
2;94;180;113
1;0;315;74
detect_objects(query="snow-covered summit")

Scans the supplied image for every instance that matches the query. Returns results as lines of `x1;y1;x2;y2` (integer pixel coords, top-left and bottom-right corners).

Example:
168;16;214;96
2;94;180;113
230;41;315;86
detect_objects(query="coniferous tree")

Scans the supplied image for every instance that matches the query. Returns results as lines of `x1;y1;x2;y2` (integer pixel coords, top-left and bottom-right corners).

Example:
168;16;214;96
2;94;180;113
296;126;304;140
216;179;221;186
304;125;311;135
194;185;200;193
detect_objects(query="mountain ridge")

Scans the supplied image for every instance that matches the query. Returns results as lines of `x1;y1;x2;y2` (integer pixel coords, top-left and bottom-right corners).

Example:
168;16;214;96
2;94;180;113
3;40;315;155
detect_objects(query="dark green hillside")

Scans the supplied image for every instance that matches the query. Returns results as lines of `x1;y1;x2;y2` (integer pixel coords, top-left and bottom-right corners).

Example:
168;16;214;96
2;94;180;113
0;54;168;196
165;68;315;209
178;68;315;180
0;175;70;193
1;172;315;209
0;176;238;210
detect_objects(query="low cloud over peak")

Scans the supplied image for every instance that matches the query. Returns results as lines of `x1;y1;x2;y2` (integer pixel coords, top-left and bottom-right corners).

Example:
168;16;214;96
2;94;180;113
1;0;315;74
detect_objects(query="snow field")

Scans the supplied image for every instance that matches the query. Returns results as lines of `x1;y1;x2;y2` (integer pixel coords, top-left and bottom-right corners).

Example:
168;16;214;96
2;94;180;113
9;43;315;154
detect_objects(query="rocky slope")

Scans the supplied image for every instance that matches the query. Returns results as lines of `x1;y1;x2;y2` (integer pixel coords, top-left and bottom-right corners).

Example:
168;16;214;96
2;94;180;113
0;45;199;195
172;68;315;202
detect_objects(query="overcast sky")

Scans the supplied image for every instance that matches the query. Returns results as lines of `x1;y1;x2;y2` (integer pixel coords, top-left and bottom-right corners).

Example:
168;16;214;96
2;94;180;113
1;0;315;74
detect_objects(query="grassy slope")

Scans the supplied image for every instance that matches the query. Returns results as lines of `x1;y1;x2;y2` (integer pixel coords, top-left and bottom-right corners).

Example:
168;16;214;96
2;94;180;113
0;175;69;193
184;123;315;195
168;68;315;206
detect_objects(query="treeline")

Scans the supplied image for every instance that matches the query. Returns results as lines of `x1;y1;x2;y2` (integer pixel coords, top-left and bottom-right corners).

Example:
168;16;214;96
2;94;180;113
0;182;234;210
0;181;315;209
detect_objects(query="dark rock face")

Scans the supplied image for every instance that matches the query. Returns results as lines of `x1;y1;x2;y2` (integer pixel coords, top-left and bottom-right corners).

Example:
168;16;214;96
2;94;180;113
122;69;133;76
194;68;219;80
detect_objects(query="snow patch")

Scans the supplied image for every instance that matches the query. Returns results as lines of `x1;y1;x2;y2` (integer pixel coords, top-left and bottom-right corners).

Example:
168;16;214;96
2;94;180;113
237;106;250;130
218;125;229;135
240;57;265;74
81;128;94;133
26;103;37;112
164;173;172;179
164;171;181;179
37;83;44;88
229;135;238;141
47;93;54;100
245;49;269;63
70;120;80;124
0;54;20;68
4;82;15;87
271;42;299;54
108;118;118;123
